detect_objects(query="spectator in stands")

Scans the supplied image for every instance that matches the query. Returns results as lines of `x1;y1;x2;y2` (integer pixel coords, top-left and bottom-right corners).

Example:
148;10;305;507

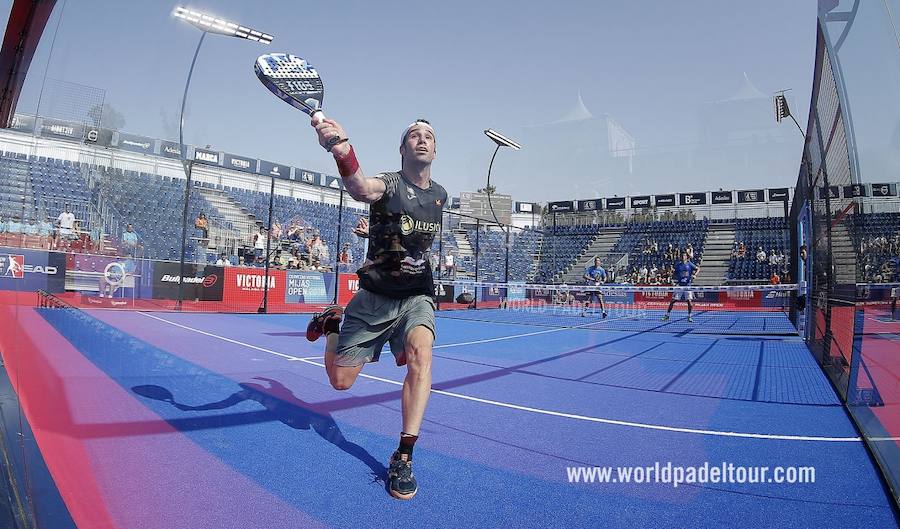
756;247;767;263
444;251;456;277
768;249;778;266
54;204;76;249
271;221;283;240
253;226;268;259
194;212;209;240
800;244;808;263
686;243;694;260
215;252;232;266
339;244;352;271
121;224;139;257
738;242;746;258
7;217;22;234
770;271;781;285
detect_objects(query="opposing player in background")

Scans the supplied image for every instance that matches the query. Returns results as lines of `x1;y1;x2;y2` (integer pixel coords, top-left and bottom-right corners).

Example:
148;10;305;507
663;252;700;323
306;118;447;500
581;256;608;318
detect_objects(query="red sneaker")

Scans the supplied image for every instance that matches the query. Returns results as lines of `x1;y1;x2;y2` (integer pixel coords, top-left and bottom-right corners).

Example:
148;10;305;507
306;305;344;341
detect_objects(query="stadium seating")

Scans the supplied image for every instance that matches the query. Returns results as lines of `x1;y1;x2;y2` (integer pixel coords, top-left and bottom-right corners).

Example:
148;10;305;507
728;217;788;281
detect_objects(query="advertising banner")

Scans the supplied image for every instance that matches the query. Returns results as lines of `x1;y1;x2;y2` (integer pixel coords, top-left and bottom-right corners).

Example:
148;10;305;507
152;262;223;301
117;132;155;155
547;201;574;213
223;153;257;173
0;247;66;292
680;192;708;206
285;271;333;304
605;197;626;210
40;118;84;142
338;273;360;305
654;194;676;207
223;267;285;305
711;191;733;204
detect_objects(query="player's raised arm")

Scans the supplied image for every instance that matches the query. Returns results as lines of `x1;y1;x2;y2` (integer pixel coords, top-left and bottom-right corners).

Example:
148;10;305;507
313;118;386;203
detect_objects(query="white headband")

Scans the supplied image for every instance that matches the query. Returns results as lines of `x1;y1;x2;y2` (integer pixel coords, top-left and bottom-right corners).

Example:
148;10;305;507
401;120;435;146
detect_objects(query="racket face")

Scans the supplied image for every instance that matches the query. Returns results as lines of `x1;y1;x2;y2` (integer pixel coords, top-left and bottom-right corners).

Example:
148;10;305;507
255;53;325;115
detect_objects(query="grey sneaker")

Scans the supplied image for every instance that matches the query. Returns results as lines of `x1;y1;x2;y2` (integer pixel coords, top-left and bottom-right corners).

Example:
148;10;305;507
388;451;418;500
662;314;670;321
688;315;694;323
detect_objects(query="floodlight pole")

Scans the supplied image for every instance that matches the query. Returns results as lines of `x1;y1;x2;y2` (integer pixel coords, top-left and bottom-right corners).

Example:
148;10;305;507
482;129;522;284
176;31;206;310
172;7;272;310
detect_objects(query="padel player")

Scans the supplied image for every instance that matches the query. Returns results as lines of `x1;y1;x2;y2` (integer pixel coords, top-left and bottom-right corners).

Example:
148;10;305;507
663;252;700;323
581;256;608;318
306;118;446;500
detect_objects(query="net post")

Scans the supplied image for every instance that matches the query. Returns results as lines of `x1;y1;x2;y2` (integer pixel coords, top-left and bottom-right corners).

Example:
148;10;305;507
333;188;344;305
474;219;480;309
260;174;275;314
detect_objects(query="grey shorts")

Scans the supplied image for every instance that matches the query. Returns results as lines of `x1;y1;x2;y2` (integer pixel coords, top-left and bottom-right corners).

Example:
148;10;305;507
335;289;436;367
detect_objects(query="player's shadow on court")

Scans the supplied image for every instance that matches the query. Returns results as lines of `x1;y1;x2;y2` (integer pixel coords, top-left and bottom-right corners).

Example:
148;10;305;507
132;378;387;484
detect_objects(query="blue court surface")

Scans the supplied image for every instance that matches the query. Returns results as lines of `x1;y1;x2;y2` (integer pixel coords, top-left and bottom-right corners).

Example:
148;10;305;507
7;306;898;528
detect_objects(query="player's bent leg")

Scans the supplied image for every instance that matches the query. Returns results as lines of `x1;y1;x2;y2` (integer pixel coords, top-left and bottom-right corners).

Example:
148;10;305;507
324;333;365;390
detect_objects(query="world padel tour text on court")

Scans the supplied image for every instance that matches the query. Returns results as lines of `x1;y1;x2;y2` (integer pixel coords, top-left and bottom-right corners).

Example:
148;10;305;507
566;462;817;487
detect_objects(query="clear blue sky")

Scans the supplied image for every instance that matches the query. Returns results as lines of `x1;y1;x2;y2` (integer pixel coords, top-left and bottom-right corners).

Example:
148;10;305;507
4;0;817;202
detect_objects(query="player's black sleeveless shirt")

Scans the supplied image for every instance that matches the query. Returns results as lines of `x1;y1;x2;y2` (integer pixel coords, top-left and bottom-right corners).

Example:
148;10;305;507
358;171;447;298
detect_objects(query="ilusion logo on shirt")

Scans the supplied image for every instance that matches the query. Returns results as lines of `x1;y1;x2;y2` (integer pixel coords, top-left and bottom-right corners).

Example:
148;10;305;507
399;215;439;235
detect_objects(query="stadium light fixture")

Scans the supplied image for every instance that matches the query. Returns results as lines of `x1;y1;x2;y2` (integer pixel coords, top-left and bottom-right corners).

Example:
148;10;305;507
484;128;523;150
171;5;273;310
173;6;274;43
481;128;522;284
773;89;805;138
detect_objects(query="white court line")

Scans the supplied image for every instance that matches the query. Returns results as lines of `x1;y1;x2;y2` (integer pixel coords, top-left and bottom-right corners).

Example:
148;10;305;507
137;311;877;443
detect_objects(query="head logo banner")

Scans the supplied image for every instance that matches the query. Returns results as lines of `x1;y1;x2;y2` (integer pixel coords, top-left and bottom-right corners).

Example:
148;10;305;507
1;254;24;278
0;248;66;292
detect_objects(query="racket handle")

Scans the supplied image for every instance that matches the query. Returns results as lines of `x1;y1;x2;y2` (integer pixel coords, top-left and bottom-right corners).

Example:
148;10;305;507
310;110;326;126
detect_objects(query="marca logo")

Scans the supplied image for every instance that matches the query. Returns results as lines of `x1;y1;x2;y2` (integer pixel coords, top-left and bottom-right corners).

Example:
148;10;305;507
196;151;218;163
236;274;276;289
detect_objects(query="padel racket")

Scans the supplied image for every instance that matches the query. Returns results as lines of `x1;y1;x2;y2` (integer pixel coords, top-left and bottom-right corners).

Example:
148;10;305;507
255;53;327;125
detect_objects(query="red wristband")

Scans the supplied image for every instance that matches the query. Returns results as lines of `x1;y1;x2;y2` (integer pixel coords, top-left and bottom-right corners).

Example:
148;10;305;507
334;145;359;177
